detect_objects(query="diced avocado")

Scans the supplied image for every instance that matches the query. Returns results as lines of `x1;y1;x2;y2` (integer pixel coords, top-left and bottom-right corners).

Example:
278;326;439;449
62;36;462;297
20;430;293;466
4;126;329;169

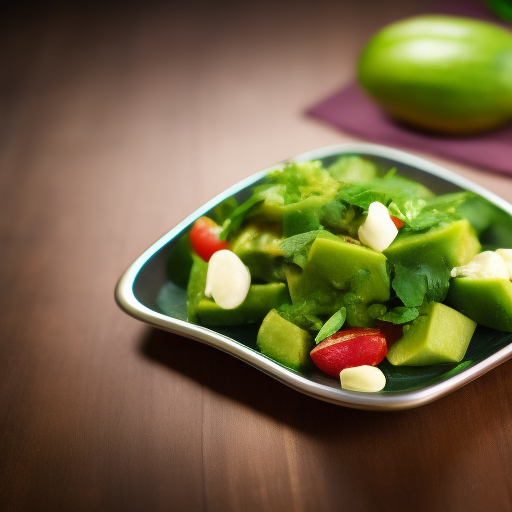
231;223;285;282
186;254;208;324
446;278;512;332
285;264;334;304
280;230;340;269
384;219;480;269
305;238;390;303
386;302;477;366
257;309;314;370
282;196;328;237
196;283;291;326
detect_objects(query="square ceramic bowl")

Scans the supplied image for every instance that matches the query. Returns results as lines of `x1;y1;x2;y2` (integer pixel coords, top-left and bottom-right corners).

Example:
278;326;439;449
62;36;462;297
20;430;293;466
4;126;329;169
115;143;512;410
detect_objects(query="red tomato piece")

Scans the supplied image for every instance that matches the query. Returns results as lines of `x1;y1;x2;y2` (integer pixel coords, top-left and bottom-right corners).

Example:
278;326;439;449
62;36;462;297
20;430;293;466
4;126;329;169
310;327;387;377
390;215;405;229
374;321;403;348
189;217;229;262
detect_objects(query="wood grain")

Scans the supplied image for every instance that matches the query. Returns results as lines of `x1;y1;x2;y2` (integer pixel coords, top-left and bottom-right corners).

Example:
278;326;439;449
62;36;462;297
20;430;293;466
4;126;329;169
1;1;512;511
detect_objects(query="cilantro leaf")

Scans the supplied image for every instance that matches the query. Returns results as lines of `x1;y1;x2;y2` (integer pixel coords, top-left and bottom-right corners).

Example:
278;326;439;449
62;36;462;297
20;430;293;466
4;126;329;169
337;176;434;211
421;262;451;303
265;160;338;205
280;230;339;269
315;308;347;343
379;307;419;324
392;264;428;308
390;192;472;232
391;260;451;308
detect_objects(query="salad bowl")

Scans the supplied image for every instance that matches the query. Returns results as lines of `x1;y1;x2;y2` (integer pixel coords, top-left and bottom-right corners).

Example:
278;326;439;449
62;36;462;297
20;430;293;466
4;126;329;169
115;143;512;410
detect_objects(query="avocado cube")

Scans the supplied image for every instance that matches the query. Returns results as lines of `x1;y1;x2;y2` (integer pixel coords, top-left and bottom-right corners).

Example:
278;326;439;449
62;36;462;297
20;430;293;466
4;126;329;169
196;283;291;326
282;196;328;237
305;237;390;303
386;302;477;366
257;309;314;370
231;223;285;282
446;278;512;332
384;219;480;269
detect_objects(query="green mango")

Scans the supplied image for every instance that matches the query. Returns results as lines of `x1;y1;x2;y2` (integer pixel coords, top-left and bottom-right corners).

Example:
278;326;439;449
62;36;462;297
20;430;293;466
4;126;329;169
358;16;512;134
446;278;512;332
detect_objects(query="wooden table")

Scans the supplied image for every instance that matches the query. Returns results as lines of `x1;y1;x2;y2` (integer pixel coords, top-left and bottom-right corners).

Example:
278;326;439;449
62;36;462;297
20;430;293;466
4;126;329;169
2;1;512;511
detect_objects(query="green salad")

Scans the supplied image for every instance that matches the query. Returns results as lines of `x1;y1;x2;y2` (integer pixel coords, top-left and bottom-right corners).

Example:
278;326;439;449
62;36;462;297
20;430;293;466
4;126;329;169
160;156;512;392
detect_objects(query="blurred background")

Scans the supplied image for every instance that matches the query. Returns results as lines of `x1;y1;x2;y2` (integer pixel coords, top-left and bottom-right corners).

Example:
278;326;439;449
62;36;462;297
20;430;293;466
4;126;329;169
2;1;512;511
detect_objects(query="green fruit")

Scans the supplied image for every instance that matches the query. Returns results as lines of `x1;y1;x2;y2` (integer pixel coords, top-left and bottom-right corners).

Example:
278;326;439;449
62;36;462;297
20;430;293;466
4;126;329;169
196;283;291;326
257;309;314;370
231;223;285;283
446;277;512;332
384;220;480;270
387;302;476;366
305;238;390;303
358;15;512;134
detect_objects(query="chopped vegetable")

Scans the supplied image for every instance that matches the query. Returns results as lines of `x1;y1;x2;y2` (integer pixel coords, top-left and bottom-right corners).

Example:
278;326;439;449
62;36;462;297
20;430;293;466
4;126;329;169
159;155;512;392
315;307;347;344
190;217;229;262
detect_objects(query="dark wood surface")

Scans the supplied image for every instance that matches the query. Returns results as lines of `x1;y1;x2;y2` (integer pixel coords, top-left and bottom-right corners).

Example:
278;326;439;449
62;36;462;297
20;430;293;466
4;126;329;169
2;2;512;511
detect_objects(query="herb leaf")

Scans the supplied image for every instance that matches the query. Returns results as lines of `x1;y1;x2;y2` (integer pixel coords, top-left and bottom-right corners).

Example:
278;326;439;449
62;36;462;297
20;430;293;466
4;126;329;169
379;307;419;324
421;262;452;303
280;230;339;269
390;192;471;232
337;176;434;211
392;264;428;308
219;196;264;240
315;307;347;343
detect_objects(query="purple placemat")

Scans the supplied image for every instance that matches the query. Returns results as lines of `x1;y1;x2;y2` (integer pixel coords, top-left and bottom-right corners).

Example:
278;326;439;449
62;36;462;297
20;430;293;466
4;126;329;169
306;0;512;175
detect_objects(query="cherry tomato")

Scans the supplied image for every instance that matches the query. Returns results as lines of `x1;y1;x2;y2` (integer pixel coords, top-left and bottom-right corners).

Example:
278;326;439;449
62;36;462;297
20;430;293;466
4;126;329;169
310;327;387;377
390;215;405;229
189;217;229;262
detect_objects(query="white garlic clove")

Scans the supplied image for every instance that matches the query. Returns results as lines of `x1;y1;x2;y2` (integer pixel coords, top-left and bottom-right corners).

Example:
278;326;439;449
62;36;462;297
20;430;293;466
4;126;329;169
496;249;512;279
340;365;386;392
451;250;509;279
358;201;398;252
205;250;251;309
